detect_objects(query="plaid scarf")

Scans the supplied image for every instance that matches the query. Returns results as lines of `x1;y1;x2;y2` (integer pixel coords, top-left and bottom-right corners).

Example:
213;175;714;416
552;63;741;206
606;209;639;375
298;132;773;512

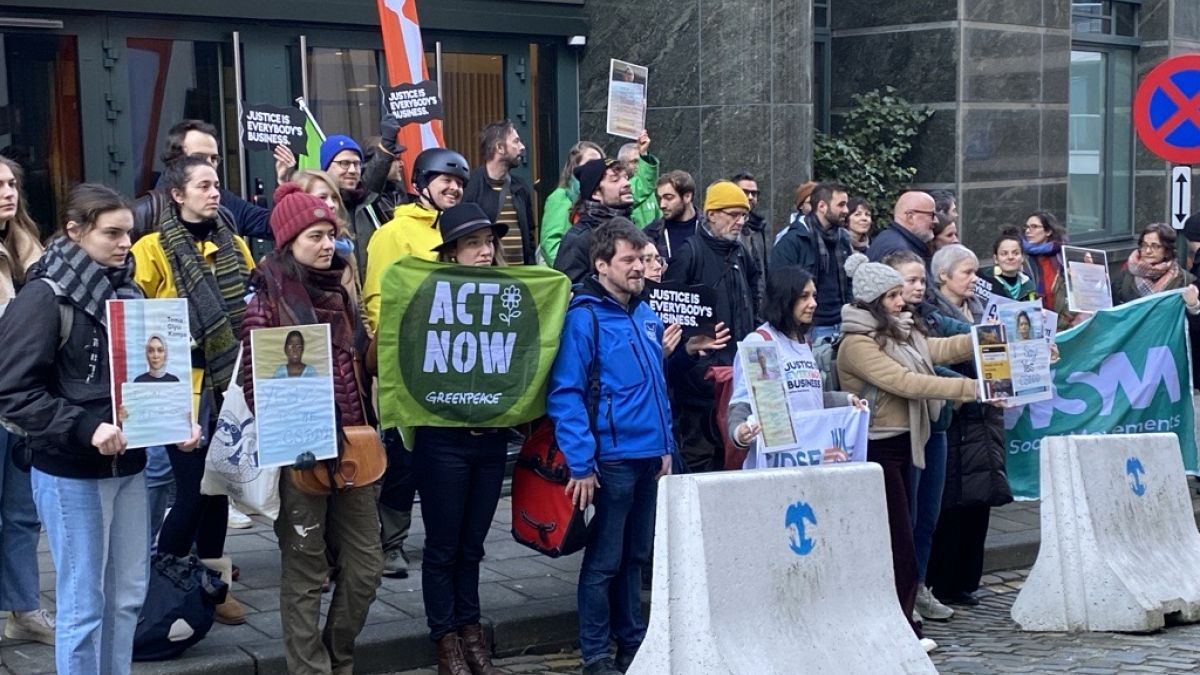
1125;250;1180;297
40;235;142;323
158;211;249;393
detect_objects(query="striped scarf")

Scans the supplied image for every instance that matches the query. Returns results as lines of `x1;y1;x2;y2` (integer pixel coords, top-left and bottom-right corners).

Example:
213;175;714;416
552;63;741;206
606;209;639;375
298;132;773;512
40;235;142;324
158;211;249;393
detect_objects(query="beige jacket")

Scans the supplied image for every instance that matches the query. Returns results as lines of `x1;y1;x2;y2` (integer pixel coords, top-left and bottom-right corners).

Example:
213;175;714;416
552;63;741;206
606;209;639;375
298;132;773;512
836;305;976;468
0;221;43;306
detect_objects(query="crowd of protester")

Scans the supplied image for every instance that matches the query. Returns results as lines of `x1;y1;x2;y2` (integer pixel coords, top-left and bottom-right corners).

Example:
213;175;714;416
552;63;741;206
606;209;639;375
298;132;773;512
0;111;1198;675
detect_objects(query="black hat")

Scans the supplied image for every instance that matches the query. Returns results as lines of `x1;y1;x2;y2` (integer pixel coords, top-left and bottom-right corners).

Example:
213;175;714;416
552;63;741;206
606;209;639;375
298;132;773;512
574;157;618;204
1184;213;1200;243
432;203;508;253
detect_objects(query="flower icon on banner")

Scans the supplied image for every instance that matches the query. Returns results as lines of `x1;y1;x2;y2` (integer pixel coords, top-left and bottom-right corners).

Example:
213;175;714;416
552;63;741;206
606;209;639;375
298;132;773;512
499;285;523;326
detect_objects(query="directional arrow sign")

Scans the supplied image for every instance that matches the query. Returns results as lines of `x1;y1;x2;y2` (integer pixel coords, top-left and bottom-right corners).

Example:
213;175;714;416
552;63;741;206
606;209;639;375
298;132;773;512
1173;165;1191;230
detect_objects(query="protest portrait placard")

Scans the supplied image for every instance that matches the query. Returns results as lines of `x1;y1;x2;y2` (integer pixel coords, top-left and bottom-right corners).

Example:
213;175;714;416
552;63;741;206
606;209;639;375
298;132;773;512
250;324;337;468
241;103;308;155
753;407;870;469
737;340;797;449
606;59;648;140
1063;245;1113;313
377;258;571;430
971;300;1052;406
107;299;193;448
381;81;444;126
1004;292;1197;499
644;280;716;335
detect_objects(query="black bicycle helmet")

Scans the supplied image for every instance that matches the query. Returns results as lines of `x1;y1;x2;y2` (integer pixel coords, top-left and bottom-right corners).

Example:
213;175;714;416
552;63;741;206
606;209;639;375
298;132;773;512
412;148;470;190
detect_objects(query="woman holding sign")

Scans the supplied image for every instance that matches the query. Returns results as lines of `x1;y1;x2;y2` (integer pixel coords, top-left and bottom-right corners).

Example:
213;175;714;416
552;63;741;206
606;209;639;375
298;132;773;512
130;154;255;625
0;183;201;673
836;253;980;653
413;202;511;674
727;266;867;468
241;183;382;675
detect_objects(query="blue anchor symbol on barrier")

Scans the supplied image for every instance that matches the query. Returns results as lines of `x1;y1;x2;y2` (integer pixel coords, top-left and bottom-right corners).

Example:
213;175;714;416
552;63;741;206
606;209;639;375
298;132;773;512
785;501;817;556
1126;457;1146;497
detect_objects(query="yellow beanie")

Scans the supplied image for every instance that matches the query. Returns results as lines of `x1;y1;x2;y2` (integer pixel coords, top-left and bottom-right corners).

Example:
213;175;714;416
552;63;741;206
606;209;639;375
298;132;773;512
704;180;751;212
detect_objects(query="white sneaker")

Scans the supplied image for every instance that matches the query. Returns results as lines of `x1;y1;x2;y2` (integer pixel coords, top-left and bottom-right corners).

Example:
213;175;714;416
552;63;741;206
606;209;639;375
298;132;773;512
5;609;55;645
920;637;938;654
227;506;253;529
916;585;954;621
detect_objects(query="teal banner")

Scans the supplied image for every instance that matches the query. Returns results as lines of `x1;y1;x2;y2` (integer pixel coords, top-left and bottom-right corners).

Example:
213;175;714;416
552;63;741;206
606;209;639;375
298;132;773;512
1004;292;1197;499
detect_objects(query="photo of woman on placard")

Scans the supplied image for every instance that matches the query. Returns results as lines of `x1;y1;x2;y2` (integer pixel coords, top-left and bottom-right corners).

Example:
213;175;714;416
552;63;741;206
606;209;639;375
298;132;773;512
273;330;318;379
133;334;180;383
1016;311;1033;341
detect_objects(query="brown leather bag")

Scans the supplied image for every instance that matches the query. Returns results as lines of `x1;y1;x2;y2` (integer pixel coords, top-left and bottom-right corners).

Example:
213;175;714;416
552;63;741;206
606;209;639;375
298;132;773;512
289;425;387;495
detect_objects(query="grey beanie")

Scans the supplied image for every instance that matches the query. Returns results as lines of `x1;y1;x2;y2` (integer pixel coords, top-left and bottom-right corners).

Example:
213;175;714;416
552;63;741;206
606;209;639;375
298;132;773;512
845;253;904;303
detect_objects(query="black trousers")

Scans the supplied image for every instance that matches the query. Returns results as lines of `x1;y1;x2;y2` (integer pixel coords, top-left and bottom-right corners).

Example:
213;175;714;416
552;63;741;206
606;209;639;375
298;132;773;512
156;442;228;559
869;434;921;638
413;427;507;640
926;504;991;599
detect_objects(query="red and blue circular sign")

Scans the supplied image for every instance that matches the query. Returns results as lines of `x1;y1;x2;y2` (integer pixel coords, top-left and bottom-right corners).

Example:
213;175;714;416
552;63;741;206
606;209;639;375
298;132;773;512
1135;54;1200;165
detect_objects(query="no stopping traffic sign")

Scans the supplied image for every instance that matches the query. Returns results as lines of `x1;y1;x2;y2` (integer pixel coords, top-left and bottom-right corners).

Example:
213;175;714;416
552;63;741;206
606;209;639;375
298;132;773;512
1134;54;1200;165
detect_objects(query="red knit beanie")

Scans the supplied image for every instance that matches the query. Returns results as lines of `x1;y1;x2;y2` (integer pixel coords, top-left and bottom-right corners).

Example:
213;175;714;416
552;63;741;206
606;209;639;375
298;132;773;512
270;183;335;250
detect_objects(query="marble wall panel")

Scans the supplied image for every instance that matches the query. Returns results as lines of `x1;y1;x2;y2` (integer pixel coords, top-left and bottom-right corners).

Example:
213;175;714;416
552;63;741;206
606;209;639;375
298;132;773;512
911;108;958;185
830;29;959;107
963;28;1042;102
960;183;1041;252
962;109;1042;182
964;0;1044;27
831;0;956;31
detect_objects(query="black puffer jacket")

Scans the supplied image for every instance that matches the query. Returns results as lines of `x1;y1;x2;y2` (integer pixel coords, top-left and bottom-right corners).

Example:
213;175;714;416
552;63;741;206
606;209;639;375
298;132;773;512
941;402;1012;510
0;265;147;478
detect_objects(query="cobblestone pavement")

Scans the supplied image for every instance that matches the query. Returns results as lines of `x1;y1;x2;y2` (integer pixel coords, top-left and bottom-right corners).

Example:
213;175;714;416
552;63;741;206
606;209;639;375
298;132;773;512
392;569;1200;674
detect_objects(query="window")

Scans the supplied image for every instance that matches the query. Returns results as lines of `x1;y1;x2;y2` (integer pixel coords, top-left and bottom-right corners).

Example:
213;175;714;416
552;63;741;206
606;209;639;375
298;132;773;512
1067;0;1138;242
813;0;831;133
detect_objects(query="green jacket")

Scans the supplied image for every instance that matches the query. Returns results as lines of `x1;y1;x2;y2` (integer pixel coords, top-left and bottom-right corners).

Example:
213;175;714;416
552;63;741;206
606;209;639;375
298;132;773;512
630;154;661;227
539;182;577;266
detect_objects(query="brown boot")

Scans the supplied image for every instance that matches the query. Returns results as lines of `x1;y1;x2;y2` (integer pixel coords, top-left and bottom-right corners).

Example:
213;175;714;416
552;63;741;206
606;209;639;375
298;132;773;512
458;623;503;674
435;633;471;675
201;557;247;625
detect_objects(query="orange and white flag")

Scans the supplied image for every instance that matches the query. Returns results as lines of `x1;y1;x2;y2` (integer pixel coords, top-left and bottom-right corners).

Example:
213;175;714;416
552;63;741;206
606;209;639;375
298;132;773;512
377;0;446;185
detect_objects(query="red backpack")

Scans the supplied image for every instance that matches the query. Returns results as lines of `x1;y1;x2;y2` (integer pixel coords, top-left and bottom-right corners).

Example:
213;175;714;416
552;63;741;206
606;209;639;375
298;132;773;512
511;307;600;557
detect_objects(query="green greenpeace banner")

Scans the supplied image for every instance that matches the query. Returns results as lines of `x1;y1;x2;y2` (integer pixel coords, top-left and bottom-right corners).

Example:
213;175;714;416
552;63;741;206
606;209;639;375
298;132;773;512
1004;292;1197;499
378;257;570;430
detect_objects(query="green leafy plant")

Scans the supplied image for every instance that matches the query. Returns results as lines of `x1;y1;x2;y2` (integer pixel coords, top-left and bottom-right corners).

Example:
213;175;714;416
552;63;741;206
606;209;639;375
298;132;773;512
812;87;933;229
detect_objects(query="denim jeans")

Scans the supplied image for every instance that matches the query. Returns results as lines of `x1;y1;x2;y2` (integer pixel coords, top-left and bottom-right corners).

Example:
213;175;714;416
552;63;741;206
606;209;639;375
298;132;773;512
413;427;507;640
0;428;41;611
578;457;660;666
31;469;149;675
908;431;947;583
144;446;175;546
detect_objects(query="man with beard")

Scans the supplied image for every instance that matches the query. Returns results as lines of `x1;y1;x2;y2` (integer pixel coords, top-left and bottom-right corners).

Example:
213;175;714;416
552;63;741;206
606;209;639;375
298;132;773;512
643;170;698;261
663;181;761;472
867;190;939;267
547;219;673;675
733;172;770;303
463;119;535;264
770;181;852;340
554;158;634;284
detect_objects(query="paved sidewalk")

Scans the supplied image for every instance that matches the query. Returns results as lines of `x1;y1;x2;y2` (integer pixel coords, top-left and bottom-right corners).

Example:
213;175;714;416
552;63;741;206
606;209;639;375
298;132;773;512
2;484;1199;674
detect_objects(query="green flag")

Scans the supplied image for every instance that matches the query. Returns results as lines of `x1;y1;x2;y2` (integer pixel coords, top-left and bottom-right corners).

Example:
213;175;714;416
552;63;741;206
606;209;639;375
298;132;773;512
1004;292;1197;499
295;97;326;171
377;257;571;430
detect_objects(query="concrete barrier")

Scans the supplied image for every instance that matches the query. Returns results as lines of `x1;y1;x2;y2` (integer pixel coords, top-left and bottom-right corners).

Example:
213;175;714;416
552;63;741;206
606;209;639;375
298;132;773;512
627;464;935;674
1011;433;1200;632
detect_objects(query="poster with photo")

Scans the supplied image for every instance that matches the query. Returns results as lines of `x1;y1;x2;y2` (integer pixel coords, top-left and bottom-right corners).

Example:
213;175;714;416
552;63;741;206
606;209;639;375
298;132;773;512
250;324;338;468
971;300;1053;406
606;59;648;140
107;299;194;448
1063;246;1113;313
736;340;797;449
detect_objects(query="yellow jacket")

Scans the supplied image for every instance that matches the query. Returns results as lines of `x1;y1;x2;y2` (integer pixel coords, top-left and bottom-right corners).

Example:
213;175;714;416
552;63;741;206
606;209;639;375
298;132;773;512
363;202;442;332
130;232;256;413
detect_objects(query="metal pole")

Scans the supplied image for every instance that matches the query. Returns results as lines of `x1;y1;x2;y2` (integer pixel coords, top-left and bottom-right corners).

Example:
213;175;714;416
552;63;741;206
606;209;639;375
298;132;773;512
299;34;310;102
435;41;443;97
232;31;248;200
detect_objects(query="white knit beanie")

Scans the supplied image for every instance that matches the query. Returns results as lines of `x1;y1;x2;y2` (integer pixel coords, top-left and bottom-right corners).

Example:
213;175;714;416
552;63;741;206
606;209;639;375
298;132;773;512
845;253;904;303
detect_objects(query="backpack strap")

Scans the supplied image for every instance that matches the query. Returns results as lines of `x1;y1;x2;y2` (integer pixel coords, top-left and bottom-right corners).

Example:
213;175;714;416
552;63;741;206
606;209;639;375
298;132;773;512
755;328;773;341
39;278;73;350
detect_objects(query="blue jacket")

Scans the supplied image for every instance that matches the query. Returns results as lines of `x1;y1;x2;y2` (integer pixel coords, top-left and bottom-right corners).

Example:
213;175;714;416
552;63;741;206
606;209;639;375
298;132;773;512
546;278;675;479
866;222;931;266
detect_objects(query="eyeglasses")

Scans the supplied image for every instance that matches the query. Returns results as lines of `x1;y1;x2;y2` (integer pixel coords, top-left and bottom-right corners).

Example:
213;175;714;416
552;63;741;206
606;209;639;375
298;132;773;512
1023;223;1046;232
1139;242;1165;252
907;209;937;219
742;189;760;198
641;254;667;267
331;159;361;170
719;209;749;222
